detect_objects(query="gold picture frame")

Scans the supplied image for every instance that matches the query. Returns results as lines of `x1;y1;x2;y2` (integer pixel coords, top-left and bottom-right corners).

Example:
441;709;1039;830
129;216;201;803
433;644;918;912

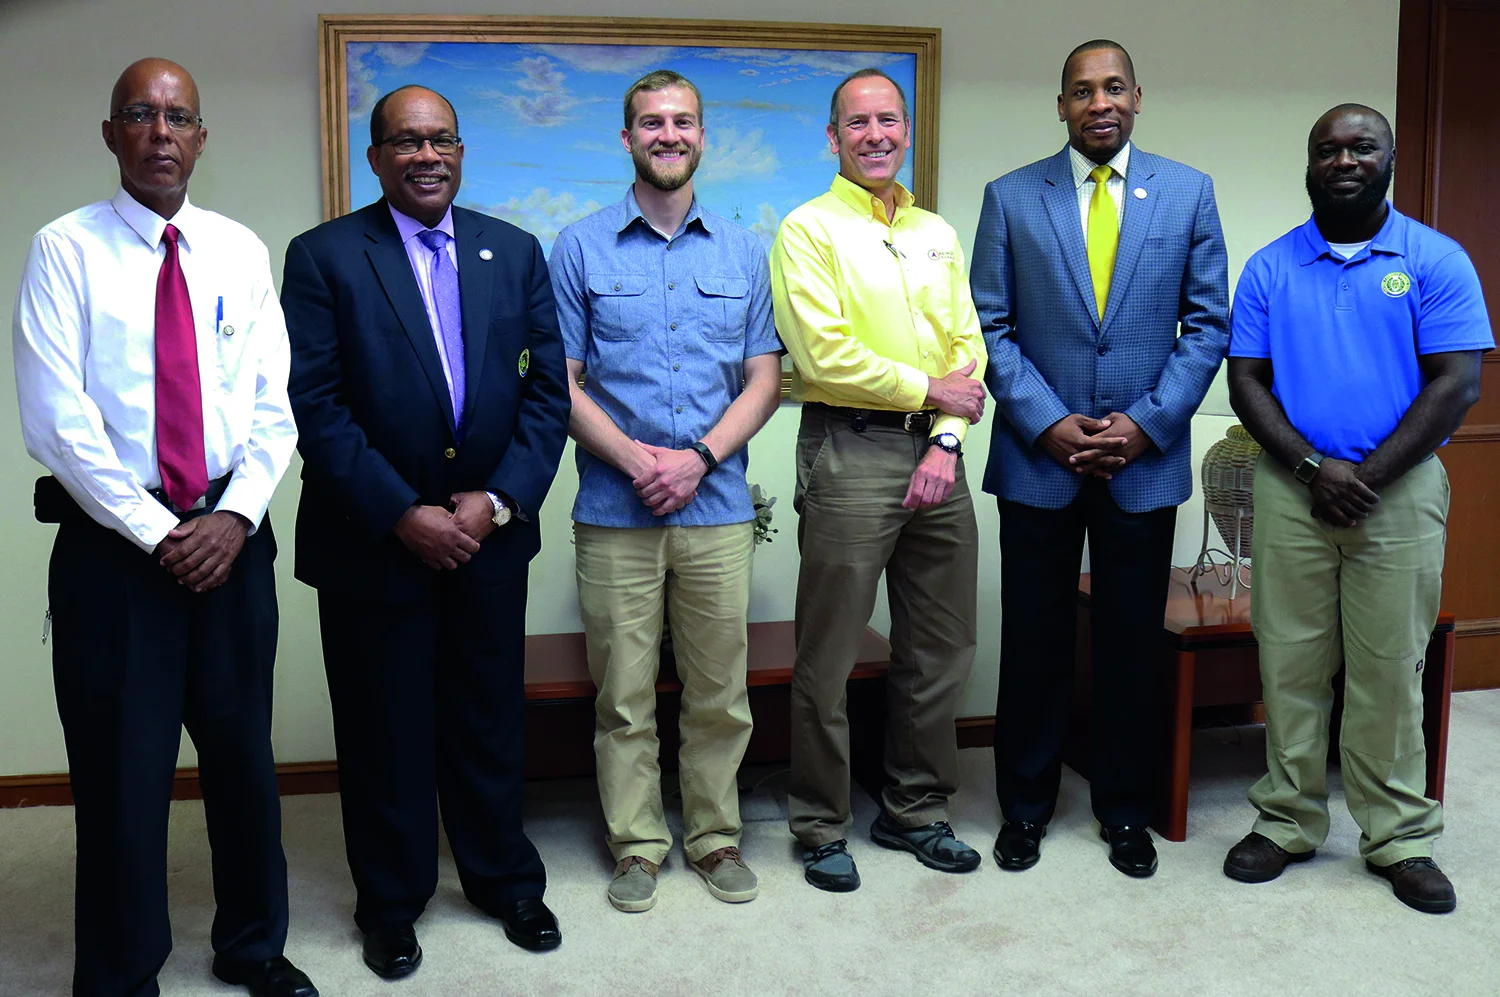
317;14;943;395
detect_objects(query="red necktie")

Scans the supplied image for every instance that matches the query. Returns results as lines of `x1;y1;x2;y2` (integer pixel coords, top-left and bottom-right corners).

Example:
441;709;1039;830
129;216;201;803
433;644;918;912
155;223;208;511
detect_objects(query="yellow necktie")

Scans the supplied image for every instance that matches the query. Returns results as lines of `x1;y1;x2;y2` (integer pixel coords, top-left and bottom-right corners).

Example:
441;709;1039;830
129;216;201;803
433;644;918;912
1086;164;1119;320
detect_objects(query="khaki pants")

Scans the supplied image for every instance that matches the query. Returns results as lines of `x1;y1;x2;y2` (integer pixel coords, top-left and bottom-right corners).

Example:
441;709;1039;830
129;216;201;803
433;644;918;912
789;406;979;846
574;522;755;865
1248;454;1449;864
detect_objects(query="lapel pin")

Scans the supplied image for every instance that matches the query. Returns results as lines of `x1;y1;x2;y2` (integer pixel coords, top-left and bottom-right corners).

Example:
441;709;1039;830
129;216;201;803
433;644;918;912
479;248;494;261
221;325;235;337
1133;188;1148;199
518;348;531;377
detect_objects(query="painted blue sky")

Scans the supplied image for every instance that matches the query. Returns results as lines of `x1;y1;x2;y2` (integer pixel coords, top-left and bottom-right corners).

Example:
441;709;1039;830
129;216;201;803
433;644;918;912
346;41;918;255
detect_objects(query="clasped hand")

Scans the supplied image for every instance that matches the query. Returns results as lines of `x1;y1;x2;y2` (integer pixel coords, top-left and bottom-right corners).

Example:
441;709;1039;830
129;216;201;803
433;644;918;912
1308;458;1379;527
926;361;986;424
1041;412;1150;478
155;510;250;593
631;441;703;517
394;491;496;570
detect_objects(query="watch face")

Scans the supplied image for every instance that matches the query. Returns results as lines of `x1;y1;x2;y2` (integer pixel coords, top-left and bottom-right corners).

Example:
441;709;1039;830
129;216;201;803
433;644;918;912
492;504;513;527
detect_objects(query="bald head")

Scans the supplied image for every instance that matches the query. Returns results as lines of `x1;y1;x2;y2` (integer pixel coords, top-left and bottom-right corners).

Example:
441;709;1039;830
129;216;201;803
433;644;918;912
111;58;199;116
102;57;206;220
1309;103;1392;150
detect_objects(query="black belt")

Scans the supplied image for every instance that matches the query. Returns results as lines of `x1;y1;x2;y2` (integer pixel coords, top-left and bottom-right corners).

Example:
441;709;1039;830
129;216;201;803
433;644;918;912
806;402;937;434
149;475;231;519
33;474;233;526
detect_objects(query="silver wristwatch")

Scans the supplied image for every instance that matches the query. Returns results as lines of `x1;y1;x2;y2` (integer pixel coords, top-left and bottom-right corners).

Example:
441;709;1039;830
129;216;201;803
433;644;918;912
487;491;513;527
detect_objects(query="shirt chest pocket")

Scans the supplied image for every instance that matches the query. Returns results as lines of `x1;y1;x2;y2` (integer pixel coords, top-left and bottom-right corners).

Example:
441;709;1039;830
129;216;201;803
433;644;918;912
587;274;650;342
694;275;750;342
204;295;252;391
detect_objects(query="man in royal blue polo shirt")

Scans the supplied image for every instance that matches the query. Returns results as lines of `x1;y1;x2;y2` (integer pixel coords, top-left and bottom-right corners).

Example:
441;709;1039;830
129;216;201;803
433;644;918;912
551;70;783;913
1224;104;1491;914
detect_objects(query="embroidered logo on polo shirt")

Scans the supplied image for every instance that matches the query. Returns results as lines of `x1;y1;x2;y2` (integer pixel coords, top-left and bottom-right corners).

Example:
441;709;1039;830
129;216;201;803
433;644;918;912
1381;272;1412;298
927;249;957;262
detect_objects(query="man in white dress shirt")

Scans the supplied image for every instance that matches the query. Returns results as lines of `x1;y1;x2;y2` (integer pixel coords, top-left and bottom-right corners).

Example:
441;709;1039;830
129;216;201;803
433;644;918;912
11;59;313;997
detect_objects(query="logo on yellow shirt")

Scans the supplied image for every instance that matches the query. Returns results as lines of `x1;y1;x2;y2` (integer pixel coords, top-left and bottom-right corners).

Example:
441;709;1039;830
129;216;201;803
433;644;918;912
927;249;956;262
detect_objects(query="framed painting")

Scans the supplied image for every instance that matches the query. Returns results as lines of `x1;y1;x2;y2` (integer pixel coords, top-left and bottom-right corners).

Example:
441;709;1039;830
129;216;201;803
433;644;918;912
318;14;942;392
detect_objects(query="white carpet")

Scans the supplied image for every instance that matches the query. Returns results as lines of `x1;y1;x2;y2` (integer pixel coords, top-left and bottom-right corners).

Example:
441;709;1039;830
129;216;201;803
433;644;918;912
5;692;1500;997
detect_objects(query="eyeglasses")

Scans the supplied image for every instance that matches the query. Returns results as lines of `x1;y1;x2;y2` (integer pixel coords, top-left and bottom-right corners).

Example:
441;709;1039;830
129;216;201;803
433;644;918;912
111;105;203;131
377;135;462;155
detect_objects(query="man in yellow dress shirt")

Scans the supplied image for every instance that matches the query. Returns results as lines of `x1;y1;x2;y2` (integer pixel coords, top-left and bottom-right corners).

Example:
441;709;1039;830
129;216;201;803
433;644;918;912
770;68;989;891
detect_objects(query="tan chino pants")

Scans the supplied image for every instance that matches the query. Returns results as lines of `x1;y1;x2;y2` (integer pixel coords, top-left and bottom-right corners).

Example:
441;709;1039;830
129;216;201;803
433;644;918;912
575;522;755;865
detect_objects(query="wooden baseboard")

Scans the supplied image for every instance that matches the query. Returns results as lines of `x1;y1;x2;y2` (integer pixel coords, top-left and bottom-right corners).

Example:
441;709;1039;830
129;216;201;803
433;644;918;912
1;716;1003;809
955;715;995;748
0;761;341;809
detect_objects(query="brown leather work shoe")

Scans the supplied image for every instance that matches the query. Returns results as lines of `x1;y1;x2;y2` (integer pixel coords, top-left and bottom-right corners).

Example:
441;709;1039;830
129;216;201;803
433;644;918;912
1366;856;1457;914
1223;832;1315;883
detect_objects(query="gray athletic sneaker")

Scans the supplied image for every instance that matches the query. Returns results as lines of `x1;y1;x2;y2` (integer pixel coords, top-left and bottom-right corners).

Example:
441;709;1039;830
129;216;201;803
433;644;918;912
803;839;860;892
870;811;982;872
692;846;759;903
607;856;659;913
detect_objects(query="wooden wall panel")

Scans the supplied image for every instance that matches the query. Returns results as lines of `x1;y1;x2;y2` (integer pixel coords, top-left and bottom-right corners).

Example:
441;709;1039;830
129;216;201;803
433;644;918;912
1455;630;1500;691
1400;0;1500;689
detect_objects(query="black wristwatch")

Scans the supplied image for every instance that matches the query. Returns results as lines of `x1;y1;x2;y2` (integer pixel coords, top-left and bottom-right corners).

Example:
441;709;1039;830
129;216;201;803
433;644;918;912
1293;450;1324;484
690;441;719;473
928;432;962;457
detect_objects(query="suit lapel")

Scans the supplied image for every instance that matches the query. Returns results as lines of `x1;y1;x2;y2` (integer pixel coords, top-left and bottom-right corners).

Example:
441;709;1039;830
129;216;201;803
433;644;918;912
1103;151;1160;333
453;208;492;426
364;204;457;436
1041;148;1101;331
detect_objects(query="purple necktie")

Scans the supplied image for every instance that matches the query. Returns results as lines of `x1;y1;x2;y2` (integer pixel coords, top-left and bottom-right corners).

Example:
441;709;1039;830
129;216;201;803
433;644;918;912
417;229;465;431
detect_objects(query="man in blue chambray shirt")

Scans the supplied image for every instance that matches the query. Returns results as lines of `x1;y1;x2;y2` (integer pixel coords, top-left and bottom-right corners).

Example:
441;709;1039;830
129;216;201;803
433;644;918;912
550;70;783;914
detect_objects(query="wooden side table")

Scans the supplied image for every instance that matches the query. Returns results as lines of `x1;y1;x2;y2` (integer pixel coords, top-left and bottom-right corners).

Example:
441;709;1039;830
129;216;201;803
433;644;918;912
521;622;891;783
1068;568;1456;842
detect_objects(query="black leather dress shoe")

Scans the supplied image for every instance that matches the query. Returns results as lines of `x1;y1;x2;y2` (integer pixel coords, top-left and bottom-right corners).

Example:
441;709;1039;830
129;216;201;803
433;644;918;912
494;897;562;951
994;820;1046;871
363;923;422;979
211;954;319;997
1099;825;1158;878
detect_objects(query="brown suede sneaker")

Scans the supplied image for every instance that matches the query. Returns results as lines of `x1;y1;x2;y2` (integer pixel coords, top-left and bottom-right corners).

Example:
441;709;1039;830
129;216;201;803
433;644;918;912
1366;856;1457;914
691;846;759;903
608;856;660;913
1223;832;1315;883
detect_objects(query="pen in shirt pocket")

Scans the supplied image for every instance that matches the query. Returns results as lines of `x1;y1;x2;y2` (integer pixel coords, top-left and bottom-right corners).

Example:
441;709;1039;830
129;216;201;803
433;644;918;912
216;296;223;335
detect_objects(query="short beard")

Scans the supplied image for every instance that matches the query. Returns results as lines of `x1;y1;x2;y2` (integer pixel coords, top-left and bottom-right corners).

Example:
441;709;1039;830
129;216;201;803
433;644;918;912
632;141;701;192
1306;158;1394;229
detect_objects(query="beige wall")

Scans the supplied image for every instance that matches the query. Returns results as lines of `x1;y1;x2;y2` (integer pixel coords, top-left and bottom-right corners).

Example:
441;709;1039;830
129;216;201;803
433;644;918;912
0;0;1398;776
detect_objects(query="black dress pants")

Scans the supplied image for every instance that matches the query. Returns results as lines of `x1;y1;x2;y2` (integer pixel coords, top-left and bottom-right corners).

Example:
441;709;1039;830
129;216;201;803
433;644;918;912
995;481;1177;828
48;517;287;997
318;562;545;933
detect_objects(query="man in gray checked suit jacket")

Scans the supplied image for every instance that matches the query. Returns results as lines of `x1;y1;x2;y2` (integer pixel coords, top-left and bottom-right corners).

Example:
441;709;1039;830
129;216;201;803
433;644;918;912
969;39;1230;879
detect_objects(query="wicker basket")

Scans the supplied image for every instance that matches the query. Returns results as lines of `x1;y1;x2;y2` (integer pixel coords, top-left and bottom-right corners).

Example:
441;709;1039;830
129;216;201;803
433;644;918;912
1200;424;1262;557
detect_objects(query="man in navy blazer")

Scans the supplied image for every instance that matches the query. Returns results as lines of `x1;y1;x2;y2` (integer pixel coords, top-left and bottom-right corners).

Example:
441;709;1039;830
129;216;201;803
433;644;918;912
970;41;1229;877
281;86;570;978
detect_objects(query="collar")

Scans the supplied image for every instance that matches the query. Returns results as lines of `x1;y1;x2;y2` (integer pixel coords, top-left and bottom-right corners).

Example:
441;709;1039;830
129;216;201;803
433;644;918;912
389;203;456;246
1295;205;1404;266
829;172;914;223
1070;142;1132;189
618;185;711;237
112;186;198;250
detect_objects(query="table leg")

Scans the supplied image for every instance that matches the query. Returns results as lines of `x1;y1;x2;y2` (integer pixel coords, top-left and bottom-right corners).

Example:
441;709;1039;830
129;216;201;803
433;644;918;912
1153;647;1196;843
1421;626;1455;801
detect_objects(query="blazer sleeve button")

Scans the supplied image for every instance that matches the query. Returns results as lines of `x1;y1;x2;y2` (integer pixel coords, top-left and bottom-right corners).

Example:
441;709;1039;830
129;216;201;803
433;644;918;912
444;447;457;459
